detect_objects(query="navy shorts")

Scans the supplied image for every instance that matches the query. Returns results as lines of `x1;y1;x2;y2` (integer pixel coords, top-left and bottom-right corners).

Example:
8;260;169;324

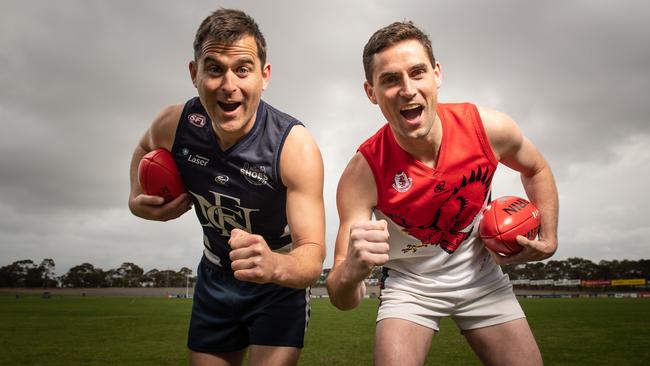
187;256;310;353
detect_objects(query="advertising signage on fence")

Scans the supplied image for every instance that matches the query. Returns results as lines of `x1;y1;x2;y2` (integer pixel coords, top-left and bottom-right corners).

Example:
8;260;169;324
530;279;554;286
554;279;581;286
582;280;611;287
511;279;531;285
611;279;646;286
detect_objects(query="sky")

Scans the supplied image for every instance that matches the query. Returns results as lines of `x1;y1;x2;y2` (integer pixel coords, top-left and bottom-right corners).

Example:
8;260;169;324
1;0;649;276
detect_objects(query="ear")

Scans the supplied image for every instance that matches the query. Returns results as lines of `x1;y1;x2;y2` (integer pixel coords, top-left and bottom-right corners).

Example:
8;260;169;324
364;81;378;104
261;63;271;90
433;61;442;89
189;61;198;88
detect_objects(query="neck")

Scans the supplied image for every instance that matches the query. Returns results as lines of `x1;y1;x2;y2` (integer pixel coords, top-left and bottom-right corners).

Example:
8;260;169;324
393;114;442;168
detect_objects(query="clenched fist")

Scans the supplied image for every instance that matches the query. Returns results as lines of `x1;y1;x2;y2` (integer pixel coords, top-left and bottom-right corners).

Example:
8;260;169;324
344;220;390;283
228;229;279;284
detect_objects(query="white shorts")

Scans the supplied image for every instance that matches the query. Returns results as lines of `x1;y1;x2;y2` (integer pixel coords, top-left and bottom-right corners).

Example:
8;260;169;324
377;269;525;332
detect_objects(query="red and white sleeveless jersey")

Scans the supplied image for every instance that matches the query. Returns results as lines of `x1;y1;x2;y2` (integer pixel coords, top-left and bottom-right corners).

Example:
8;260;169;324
359;103;500;280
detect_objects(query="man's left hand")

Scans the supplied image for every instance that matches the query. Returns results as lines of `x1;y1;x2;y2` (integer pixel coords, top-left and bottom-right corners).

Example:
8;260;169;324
491;235;557;265
228;228;279;284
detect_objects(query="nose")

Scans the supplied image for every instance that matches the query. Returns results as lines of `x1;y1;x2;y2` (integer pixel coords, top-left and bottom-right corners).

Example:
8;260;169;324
220;70;238;94
399;78;416;99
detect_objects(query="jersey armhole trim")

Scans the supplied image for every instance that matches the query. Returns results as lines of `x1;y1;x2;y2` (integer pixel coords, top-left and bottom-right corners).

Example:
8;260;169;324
469;103;498;167
171;99;194;155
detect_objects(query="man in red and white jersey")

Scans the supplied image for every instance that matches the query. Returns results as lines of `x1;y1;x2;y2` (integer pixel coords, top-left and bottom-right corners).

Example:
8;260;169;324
326;21;559;366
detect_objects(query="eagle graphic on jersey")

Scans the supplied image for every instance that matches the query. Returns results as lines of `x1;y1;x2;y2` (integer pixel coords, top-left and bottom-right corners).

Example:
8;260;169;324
387;165;494;254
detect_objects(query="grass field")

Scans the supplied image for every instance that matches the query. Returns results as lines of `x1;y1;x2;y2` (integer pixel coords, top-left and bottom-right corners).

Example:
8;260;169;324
1;294;648;365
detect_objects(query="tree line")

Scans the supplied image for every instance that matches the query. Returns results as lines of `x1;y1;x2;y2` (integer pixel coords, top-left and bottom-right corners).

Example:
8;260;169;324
316;257;650;286
1;257;649;288
500;257;650;280
0;259;193;288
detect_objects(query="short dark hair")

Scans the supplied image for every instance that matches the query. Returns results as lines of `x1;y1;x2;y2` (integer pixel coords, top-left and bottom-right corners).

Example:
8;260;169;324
193;8;267;68
362;21;436;84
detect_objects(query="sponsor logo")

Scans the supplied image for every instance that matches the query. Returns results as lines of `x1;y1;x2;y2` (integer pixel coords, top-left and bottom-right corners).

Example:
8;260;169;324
188;113;206;128
214;175;229;186
187;153;210;167
392;171;412;192
191;190;259;237
240;163;269;186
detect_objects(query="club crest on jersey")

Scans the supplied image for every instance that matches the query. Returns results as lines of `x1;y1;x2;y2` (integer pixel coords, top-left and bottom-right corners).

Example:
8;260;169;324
392;171;412;192
240;163;269;186
188;113;206;128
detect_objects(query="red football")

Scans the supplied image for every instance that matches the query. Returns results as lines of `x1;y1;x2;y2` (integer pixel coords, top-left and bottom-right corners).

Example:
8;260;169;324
138;148;186;202
479;196;541;256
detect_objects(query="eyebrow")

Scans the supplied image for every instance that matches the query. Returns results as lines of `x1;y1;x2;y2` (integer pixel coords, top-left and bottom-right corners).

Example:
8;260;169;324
377;70;399;81
377;62;429;80
409;62;428;71
201;55;256;67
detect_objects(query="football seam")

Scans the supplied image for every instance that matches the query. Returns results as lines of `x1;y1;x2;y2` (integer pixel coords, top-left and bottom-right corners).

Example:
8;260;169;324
499;214;539;237
152;159;182;180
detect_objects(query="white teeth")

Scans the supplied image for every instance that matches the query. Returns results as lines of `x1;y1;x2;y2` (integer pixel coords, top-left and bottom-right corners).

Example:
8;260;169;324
400;104;420;111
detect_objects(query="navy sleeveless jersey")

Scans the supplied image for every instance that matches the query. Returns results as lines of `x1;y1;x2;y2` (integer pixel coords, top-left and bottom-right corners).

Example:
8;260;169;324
171;97;302;269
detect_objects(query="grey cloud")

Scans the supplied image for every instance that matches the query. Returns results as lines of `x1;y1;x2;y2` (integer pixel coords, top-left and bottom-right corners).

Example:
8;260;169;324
1;0;648;273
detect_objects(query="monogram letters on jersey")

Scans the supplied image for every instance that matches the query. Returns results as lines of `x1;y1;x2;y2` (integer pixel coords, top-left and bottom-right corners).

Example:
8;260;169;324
190;191;259;236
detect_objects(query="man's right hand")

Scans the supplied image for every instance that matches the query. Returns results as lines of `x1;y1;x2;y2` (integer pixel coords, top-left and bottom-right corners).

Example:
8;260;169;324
128;193;192;221
343;219;390;282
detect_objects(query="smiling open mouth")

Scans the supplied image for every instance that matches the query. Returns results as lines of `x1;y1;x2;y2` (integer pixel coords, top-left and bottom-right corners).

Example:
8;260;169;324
400;105;423;120
218;101;241;112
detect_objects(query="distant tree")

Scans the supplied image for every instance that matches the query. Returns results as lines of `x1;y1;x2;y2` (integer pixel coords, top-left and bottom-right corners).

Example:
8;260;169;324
501;264;525;280
619;259;643;278
116;262;144;287
25;265;46;287
639;259;650;278
142;269;159;287
179;267;194;288
0;262;22;287
523;262;546;279
596;260;615;279
154;270;182;287
39;259;57;288
565;257;598;279
61;263;107;287
0;260;37;287
543;260;569;280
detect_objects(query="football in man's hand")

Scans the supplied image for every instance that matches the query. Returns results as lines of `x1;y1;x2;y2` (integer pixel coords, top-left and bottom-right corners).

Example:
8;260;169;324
138;148;186;202
479;196;541;256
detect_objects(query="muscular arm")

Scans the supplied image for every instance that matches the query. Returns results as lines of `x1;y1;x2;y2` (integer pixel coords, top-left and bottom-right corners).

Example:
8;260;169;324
479;107;559;264
275;125;326;287
230;125;326;288
128;105;192;221
326;153;389;310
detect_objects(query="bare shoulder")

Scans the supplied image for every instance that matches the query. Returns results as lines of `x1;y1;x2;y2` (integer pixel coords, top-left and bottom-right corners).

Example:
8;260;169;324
147;104;184;151
280;125;323;188
476;105;524;160
340;152;374;182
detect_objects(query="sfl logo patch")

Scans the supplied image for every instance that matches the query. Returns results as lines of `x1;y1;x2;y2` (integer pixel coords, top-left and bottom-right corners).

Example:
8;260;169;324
188;113;206;128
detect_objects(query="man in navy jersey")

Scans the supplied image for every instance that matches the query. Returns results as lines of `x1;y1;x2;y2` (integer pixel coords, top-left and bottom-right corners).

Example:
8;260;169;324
327;21;558;365
128;8;325;366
